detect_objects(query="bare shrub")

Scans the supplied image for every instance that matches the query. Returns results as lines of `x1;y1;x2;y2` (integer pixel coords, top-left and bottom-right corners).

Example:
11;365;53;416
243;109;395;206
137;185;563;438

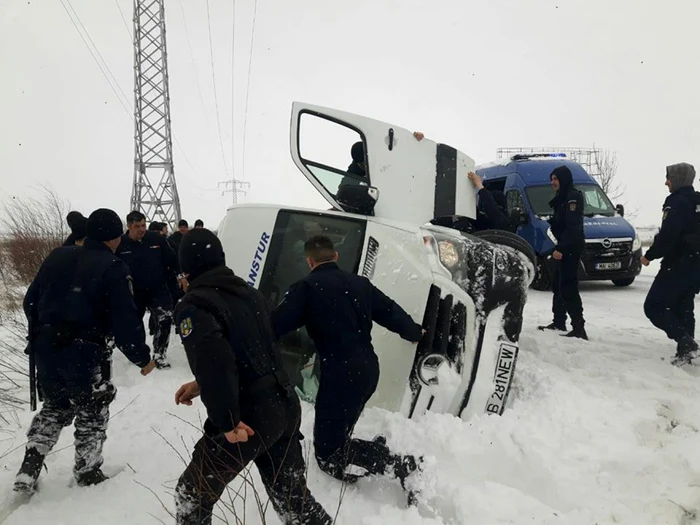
0;185;72;430
1;184;72;285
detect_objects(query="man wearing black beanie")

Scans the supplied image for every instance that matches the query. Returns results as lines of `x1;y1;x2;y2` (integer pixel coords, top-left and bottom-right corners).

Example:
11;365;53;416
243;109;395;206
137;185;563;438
14;208;155;495
172;229;331;525
63;211;88;246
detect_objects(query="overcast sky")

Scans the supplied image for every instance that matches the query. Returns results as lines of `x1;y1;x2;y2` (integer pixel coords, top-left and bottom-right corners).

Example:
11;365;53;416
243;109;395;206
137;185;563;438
1;0;699;229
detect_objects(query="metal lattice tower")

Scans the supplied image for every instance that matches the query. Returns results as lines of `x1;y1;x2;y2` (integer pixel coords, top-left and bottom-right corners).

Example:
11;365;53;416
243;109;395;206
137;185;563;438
131;0;181;228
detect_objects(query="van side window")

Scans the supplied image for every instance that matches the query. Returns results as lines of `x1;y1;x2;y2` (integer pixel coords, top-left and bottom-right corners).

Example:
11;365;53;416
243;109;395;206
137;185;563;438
506;190;526;212
298;112;368;198
258;210;368;403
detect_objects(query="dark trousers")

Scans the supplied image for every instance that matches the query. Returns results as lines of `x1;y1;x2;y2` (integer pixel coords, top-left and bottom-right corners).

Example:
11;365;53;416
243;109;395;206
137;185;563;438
26;342;115;478
136;286;173;360
313;358;396;481
176;392;331;525
552;251;585;328
644;264;700;342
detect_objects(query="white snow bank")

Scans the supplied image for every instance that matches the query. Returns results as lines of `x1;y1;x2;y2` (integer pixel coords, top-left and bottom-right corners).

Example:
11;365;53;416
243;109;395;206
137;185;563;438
1;262;700;524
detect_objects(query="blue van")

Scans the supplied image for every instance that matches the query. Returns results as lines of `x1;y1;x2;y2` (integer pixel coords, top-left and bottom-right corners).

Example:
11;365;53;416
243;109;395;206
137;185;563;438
476;153;642;290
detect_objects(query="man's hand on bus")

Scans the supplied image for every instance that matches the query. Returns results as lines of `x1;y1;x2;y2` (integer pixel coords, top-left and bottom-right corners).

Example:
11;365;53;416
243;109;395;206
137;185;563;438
468;171;484;190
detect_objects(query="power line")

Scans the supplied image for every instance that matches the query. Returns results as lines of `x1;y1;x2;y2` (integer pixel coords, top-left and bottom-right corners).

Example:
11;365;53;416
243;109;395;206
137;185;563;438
58;0;131;118
205;0;231;178
113;0;132;40
177;0;211;128
241;0;259;178
64;0;132;111
231;0;236;179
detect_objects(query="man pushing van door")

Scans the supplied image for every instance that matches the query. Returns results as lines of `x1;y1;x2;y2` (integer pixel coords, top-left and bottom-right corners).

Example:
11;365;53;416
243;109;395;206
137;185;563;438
271;235;424;493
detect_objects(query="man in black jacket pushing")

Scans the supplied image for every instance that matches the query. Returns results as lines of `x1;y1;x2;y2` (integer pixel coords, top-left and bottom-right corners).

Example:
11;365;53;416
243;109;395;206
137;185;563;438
172;229;331;525
538;165;588;340
271;235;424;494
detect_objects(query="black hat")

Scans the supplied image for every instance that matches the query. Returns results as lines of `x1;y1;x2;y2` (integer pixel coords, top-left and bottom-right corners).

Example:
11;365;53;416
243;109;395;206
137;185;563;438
67;211;88;240
351;141;364;163
179;228;226;281
87;209;124;242
178;219;189;228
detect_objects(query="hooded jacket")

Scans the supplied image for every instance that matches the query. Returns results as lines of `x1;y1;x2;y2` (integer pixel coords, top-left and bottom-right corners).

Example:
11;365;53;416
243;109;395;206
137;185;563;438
548;166;585;253
645;164;700;266
174;266;289;433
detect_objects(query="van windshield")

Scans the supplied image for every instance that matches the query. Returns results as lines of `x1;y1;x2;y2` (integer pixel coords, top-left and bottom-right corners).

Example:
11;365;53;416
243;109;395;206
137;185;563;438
525;184;616;217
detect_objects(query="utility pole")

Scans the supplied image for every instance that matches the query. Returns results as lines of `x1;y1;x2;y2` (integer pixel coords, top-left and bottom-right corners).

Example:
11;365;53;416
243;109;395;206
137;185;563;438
131;0;181;228
218;179;250;206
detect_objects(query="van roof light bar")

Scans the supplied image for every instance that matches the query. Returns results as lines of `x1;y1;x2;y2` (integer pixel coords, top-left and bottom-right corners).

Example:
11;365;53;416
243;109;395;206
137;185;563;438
511;153;567;161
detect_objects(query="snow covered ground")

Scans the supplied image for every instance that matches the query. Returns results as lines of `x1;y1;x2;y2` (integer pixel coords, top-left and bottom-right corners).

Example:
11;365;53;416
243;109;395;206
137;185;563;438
2;261;700;525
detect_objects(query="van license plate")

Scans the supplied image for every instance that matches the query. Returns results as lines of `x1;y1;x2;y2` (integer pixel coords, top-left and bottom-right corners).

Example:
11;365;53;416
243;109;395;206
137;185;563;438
595;261;622;270
486;341;518;416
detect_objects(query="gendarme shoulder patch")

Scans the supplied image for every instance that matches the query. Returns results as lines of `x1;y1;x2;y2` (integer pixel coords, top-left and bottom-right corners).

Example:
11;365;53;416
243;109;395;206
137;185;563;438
662;206;671;220
179;317;193;339
569;200;577;211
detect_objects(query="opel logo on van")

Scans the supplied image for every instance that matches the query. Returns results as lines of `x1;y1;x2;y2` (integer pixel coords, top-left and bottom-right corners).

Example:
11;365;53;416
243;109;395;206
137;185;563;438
602;238;612;249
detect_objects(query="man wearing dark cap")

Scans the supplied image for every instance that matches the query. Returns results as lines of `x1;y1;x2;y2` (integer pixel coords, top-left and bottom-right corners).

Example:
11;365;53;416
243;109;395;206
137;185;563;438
271;235;424;500
63;211;88;246
116;211;178;369
642;163;700;366
14;208;155;494
538;165;588;339
169;219;189;253
193;219;204;229
172;229;331;525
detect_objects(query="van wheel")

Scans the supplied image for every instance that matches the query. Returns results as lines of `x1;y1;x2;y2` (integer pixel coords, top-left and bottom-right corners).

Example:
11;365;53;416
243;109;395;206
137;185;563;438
531;257;552;291
471;229;537;270
612;277;635;287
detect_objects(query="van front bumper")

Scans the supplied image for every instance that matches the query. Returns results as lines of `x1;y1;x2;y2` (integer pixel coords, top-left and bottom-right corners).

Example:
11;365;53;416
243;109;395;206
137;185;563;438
543;245;643;282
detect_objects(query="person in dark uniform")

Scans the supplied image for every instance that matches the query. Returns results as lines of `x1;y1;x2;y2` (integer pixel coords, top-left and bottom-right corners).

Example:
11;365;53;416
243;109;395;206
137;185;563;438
339;141;368;188
63;211;88;246
14;208;156;494
468;171;515;232
148;221;168;237
116;211;178;369
642;162;700;366
538;165;588;340
193;219;204;229
172;229;332;525
271;235;423;492
169;219;189;253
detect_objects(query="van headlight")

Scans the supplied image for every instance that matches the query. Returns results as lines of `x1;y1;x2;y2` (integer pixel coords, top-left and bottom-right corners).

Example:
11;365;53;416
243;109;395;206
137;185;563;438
546;227;557;244
423;234;461;270
632;235;641;252
438;240;459;269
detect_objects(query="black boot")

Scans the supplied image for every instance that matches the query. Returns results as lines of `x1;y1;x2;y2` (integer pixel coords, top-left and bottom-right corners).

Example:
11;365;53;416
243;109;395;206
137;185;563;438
76;468;109;487
562;326;588;340
538;322;566;332
393;454;423;505
14;448;45;494
671;336;699;366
